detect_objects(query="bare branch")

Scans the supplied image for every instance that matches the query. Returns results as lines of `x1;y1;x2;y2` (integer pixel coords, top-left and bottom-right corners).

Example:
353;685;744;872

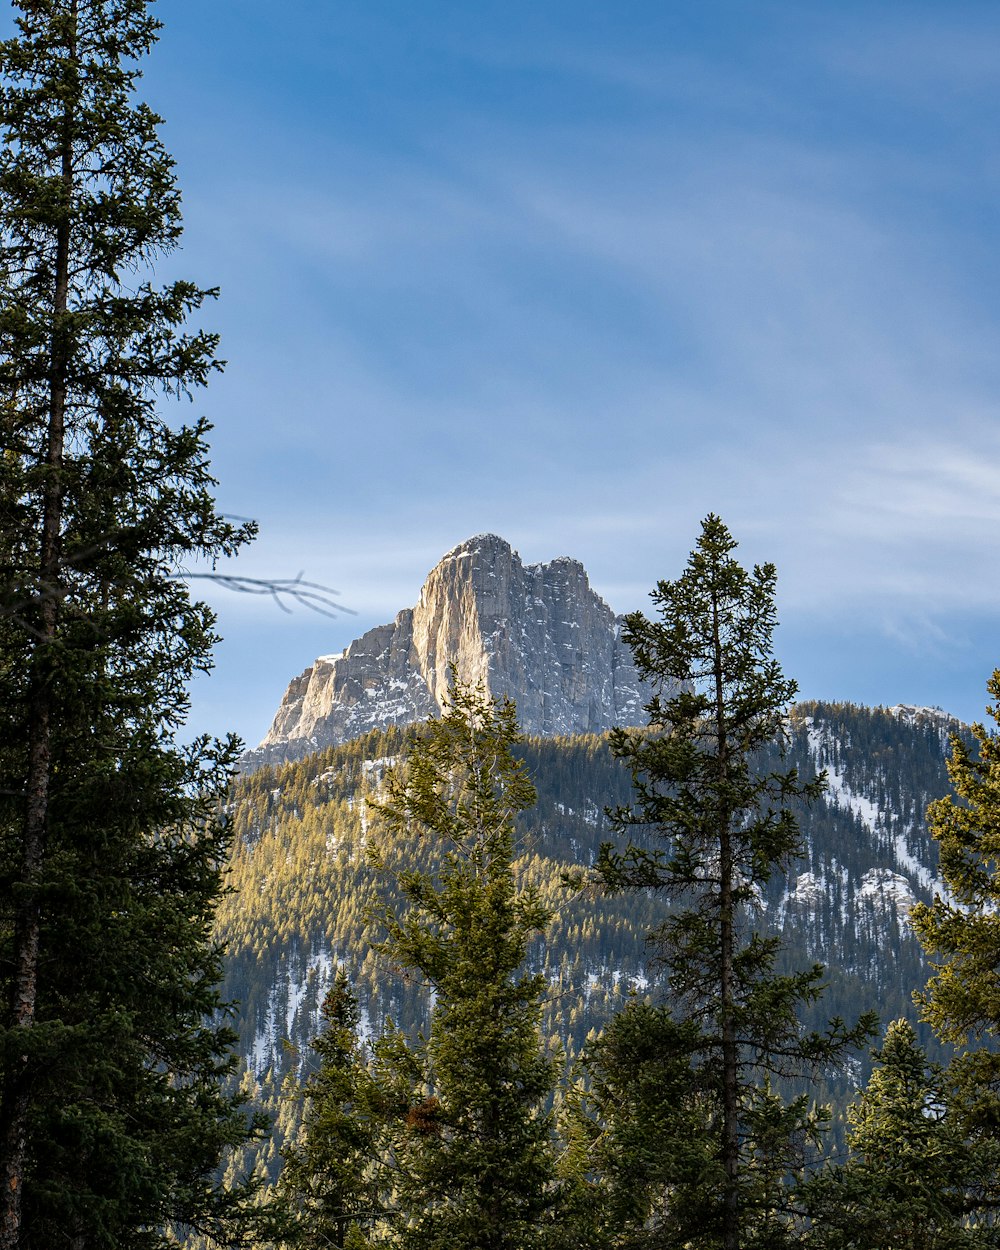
175;572;356;618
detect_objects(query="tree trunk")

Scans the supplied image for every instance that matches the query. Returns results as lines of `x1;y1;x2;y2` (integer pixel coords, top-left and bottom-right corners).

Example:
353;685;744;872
713;593;739;1250
720;823;739;1250
0;12;75;1241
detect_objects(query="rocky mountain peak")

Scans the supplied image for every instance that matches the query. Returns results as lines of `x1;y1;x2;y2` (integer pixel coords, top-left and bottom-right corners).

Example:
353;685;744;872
244;535;650;768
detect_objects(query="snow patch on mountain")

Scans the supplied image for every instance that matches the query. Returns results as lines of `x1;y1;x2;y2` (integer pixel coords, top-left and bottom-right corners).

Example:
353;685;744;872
806;721;881;830
249;946;336;1077
858;868;916;915
804;718;937;893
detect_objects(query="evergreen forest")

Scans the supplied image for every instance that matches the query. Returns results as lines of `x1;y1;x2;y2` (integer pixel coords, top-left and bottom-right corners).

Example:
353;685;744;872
219;701;959;1182
207;577;999;1247
5;3;1000;1249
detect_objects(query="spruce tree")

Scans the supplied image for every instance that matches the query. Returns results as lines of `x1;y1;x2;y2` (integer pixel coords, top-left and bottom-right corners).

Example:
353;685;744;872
368;676;557;1250
0;2;257;1245
279;971;386;1249
910;670;1000;1226
803;1019;985;1250
556;1001;716;1250
596;515;875;1250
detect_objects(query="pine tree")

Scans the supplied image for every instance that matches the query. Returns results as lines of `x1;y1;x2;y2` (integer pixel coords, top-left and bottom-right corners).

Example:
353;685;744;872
910;669;1000;1228
368;676;558;1250
596;515;875;1250
556;1001;717;1250
279;971;385;1249
803;1019;985;1250
0;2;258;1245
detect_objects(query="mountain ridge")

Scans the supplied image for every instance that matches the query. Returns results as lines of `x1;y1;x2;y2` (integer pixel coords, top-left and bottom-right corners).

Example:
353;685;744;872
244;533;651;769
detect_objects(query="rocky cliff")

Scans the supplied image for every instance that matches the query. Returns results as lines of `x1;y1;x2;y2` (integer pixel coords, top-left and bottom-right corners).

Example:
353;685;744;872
245;535;650;768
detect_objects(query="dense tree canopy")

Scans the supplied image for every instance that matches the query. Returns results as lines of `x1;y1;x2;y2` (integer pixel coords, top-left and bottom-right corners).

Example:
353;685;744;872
804;1019;986;1250
278;970;386;1249
911;670;1000;1234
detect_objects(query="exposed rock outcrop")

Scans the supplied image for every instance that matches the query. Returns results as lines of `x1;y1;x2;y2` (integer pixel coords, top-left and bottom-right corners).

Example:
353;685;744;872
245;534;650;768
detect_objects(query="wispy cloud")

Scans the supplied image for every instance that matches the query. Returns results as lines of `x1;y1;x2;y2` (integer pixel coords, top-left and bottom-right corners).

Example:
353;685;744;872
120;1;1000;736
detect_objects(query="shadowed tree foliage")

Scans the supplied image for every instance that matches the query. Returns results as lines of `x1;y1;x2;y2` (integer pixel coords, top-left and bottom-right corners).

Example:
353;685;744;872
910;669;1000;1235
0;1;260;1245
278;970;387;1250
555;1001;716;1250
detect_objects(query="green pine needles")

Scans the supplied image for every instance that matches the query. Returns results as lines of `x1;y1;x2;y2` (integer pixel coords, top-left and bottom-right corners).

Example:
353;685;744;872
804;1019;987;1250
909;669;1000;1234
371;677;557;1250
279;970;388;1250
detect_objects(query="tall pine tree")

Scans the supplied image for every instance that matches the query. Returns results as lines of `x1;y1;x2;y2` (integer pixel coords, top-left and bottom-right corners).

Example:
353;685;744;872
555;1001;715;1250
596;515;875;1250
0;2;258;1245
367;676;558;1250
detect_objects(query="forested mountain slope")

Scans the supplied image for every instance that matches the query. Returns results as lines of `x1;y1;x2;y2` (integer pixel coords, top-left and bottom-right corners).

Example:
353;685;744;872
216;700;969;1182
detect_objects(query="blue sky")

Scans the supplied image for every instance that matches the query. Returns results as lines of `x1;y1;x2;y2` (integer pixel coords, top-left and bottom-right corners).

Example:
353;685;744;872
24;1;1000;742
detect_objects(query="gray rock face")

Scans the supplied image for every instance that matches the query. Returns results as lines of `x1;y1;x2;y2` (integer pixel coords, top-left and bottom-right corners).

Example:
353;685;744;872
245;534;651;768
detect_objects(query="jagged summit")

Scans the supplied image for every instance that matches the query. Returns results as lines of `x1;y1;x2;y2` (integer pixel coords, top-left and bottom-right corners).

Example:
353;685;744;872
244;535;651;769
